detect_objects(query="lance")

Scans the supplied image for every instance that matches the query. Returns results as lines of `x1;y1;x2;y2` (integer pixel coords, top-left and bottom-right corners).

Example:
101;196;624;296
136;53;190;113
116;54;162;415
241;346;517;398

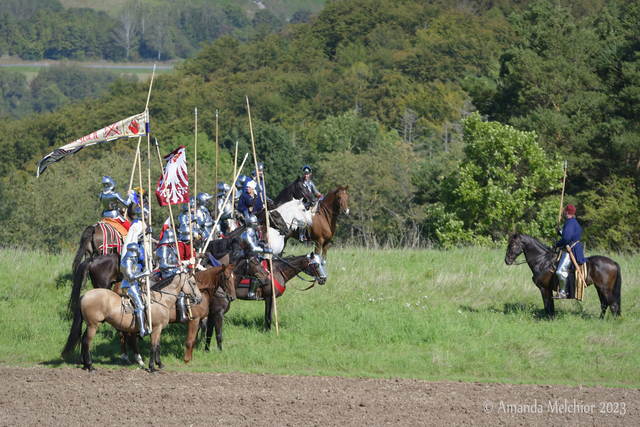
198;153;249;259
231;140;238;219
214;109;219;225
136;145;152;335
558;161;568;225
129;64;156;193
154;138;182;265
246;95;278;334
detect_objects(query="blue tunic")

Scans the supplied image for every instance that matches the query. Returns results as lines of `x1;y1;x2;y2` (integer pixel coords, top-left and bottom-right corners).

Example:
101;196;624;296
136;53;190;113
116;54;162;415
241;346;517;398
242;178;266;212
555;217;587;264
237;191;255;216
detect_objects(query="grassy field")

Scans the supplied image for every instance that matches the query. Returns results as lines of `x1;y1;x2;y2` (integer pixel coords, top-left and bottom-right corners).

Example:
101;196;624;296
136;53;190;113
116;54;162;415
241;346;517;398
0;245;638;387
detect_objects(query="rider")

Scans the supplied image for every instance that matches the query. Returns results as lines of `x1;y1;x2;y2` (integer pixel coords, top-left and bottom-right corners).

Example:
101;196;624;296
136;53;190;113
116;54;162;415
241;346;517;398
244;163;270;213
120;243;151;337
155;229;188;323
99;176;135;235
299;164;322;242
195;192;215;240
123;205;153;269
554;204;586;299
238;180;257;217
216;182;235;235
240;214;273;300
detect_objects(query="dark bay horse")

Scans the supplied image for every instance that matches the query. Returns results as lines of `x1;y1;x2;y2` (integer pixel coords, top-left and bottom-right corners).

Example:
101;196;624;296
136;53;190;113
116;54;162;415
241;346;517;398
62;272;202;373
72;203;137;274
69;254;122;312
205;253;328;351
505;233;621;318
286;185;349;259
273;175;316;207
114;265;237;364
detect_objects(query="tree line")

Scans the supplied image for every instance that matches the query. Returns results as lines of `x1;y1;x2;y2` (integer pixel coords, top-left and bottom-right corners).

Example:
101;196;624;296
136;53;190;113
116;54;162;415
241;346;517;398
0;0;638;252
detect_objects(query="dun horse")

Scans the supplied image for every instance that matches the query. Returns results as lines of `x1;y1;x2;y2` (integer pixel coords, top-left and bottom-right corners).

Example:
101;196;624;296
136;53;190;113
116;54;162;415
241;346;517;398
505;232;621;318
205;253;328;351
62;272;202;372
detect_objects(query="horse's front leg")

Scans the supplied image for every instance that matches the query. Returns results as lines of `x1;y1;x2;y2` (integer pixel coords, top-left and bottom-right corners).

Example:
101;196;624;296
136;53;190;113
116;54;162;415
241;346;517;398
148;330;163;373
540;288;555;318
264;295;272;332
184;318;200;363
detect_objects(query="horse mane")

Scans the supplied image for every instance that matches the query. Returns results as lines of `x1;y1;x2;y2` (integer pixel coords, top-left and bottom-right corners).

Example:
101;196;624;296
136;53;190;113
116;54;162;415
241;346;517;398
151;273;182;291
518;233;554;255
274;176;303;205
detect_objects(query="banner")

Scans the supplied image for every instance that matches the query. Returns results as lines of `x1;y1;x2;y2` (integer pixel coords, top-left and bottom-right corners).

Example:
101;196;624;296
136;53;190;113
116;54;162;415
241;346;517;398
37;111;149;177
156;145;189;206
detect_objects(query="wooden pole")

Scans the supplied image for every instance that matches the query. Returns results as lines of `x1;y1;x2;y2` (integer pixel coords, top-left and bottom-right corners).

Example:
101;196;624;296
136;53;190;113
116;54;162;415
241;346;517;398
136;145;152;334
231;140;238;219
246;95;278;334
146;113;152;236
154;138;182;263
214;109;219;225
198;153;249;258
558;161;568;225
566;245;587;301
194;107;198;204
129;64;156;192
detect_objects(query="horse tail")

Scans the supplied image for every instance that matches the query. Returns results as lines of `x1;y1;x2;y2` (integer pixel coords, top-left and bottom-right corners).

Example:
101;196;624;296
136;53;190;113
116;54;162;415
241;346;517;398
68;257;93;313
613;262;622;315
61;296;85;357
73;226;94;275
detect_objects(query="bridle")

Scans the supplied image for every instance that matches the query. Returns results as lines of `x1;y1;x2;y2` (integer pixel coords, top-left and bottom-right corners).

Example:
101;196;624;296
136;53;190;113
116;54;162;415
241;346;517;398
507;237;551;266
272;254;325;289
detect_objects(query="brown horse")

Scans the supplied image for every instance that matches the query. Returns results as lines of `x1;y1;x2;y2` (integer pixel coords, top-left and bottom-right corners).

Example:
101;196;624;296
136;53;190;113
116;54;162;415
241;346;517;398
113;264;238;364
205;253;328;351
505;232;621;318
72;203;137;274
286;185;349;259
68;254;122;312
61;272;202;372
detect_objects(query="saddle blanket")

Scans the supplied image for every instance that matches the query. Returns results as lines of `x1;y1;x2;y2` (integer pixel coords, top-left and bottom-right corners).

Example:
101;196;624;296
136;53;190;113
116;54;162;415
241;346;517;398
96;221;123;255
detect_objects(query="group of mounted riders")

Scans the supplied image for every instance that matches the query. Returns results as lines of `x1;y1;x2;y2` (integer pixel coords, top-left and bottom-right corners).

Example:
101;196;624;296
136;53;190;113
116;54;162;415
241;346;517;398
96;164;324;338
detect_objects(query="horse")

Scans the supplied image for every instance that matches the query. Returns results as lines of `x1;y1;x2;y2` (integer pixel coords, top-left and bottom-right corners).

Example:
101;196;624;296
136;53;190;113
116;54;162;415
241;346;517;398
61;272;202;373
266;199;314;255
286;185;349;259
68;254;122;312
273;175;316;207
203;237;244;266
72;203;138;274
113;264;237;364
505;232;622;318
204;252;328;351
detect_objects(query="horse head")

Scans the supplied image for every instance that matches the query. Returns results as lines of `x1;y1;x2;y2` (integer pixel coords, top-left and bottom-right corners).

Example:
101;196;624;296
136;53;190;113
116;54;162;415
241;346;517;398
505;232;523;265
220;264;237;301
335;185;349;215
295;175;317;205
305;252;328;285
248;256;271;285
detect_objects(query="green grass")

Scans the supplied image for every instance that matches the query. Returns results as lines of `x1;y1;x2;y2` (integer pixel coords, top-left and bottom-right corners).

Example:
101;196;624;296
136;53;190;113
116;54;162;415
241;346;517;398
1;245;638;387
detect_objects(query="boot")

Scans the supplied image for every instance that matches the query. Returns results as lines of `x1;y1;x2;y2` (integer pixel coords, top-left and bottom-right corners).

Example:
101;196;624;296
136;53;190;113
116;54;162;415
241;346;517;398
135;307;148;337
129;284;150;336
176;292;188;323
247;279;260;300
554;277;568;299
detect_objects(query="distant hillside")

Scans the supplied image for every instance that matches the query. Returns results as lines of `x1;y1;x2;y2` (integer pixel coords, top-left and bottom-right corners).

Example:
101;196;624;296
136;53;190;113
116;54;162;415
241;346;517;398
57;0;326;20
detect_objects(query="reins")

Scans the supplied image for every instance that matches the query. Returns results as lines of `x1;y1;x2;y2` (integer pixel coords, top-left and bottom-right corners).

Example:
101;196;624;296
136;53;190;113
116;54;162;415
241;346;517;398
272;254;318;290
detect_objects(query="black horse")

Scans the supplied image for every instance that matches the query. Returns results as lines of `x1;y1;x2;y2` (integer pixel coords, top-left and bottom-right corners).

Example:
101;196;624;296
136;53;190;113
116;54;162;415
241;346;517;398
273;176;316;207
204;253;328;351
68;254;122;312
505;233;621;318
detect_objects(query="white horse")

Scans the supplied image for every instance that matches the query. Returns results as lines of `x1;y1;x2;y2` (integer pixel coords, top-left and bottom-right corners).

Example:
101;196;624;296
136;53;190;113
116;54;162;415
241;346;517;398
267;199;313;255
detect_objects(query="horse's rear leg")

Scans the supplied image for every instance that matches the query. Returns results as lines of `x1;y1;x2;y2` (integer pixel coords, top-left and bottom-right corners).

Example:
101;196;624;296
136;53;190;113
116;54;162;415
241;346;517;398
206;312;225;352
595;287;608;319
264;296;272;332
81;326;97;372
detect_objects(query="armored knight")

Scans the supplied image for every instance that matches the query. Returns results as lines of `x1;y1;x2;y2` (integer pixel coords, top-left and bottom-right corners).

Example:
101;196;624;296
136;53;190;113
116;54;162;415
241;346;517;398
195;192;215;241
156;230;188;322
99;176;135;222
216;183;236;235
240;214;272;300
120;243;151;337
235;175;247;200
299;164;321;242
123;205;153;268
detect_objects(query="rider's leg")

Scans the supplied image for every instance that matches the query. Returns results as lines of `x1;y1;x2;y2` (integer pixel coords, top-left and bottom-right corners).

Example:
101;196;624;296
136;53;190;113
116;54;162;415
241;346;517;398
555;251;572;298
176;292;188;323
128;283;149;337
247;278;260;300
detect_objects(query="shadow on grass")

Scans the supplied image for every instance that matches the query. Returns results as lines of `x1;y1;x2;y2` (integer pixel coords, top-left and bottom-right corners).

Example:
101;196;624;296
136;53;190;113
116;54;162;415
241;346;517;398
54;271;74;290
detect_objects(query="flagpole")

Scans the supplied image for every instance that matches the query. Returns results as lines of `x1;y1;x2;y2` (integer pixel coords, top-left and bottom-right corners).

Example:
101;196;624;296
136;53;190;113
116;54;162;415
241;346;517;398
136;145;152;335
129;64;156;192
246;96;278;334
194;107;198;215
154;138;182;264
199;153;249;259
146;111;152;238
558;161;568;225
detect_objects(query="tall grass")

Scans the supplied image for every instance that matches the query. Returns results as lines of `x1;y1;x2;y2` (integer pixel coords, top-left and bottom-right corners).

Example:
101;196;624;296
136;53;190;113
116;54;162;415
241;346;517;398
0;245;638;387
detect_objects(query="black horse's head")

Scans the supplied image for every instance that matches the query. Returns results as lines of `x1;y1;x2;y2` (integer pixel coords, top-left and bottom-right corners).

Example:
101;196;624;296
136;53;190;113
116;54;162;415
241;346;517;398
505;232;523;265
293;176;317;205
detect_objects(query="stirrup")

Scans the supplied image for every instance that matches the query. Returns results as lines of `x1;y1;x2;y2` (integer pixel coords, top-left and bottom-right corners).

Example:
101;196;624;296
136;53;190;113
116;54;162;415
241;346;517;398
247;291;259;300
553;290;567;299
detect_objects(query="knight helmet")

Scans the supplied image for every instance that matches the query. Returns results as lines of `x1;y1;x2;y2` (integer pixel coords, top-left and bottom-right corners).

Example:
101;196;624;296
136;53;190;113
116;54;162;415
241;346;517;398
102;176;115;192
158;229;176;245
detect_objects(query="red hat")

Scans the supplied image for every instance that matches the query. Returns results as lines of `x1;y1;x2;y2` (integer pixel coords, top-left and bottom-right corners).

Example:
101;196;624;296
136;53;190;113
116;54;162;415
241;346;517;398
565;205;576;215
